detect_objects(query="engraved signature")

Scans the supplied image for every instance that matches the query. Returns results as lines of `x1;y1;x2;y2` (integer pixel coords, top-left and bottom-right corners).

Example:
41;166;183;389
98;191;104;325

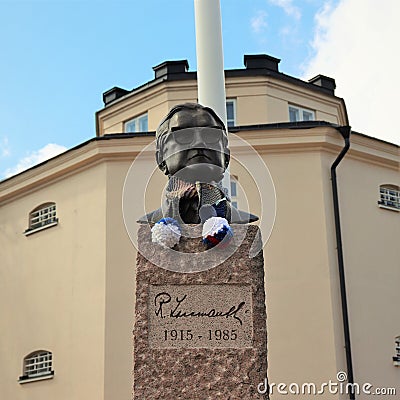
154;292;246;325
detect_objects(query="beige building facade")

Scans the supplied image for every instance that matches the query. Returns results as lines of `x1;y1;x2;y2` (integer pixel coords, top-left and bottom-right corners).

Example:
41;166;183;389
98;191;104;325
0;55;399;399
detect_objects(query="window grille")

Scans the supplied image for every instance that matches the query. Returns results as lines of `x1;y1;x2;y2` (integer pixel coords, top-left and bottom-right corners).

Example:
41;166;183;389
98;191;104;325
27;202;57;232
378;185;400;210
20;351;54;381
393;336;400;366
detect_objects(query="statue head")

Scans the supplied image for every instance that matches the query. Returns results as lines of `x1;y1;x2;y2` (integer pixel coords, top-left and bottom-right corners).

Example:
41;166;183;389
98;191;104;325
155;103;230;183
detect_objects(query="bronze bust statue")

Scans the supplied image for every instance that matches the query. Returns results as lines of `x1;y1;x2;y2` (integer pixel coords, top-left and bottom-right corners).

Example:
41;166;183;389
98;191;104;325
140;103;258;225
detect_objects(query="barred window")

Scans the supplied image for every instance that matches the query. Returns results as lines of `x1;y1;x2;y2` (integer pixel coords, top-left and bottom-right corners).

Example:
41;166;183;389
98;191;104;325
19;350;54;382
25;202;58;235
393;336;400;366
378;184;400;211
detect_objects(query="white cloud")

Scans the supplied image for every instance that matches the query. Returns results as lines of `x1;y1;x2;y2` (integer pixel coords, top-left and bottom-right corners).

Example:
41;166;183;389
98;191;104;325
4;143;67;178
269;0;301;20
1;136;10;157
251;10;268;33
302;0;400;144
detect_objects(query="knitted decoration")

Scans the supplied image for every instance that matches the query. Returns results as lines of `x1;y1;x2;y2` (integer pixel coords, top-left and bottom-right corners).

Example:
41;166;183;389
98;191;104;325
202;216;233;248
151;211;233;250
151;218;181;248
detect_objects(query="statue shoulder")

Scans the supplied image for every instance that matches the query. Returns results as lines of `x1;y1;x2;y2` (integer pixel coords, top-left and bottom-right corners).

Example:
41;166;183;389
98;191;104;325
230;205;259;224
137;208;163;224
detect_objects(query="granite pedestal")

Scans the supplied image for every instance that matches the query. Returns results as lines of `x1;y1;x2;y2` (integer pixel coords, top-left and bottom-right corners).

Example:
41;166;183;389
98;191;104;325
133;224;268;399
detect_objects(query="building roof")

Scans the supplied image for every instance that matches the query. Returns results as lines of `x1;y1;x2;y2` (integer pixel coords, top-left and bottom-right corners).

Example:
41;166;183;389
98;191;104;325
100;54;338;108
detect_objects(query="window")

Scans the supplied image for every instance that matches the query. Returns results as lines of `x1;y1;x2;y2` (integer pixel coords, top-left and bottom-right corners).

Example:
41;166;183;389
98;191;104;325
393;336;400;366
230;176;238;208
378;184;400;211
19;351;54;383
226;99;236;128
124;113;148;133
25;202;58;235
289;105;315;122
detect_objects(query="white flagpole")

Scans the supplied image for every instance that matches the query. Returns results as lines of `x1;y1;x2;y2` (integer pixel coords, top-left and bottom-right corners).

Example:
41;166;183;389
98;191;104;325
194;0;231;193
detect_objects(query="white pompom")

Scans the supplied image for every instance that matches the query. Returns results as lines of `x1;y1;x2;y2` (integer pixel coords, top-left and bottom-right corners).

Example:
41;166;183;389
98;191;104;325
151;218;181;248
202;217;228;237
202;216;233;248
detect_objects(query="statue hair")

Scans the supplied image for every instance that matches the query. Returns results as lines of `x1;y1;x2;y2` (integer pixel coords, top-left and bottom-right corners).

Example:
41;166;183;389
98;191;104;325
156;103;226;141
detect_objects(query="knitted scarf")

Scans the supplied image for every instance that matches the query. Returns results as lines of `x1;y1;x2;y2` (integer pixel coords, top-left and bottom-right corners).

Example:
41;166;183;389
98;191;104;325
145;176;231;224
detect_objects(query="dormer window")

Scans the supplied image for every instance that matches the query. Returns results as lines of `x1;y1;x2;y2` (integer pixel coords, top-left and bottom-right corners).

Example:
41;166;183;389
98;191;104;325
378;184;400;211
25;202;58;235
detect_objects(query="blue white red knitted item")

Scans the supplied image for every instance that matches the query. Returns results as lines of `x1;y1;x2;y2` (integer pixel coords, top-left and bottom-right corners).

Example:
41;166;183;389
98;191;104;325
151;218;181;248
202;216;233;248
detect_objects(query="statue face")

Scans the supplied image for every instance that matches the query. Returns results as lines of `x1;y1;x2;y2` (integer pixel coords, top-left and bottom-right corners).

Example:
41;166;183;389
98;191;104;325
158;109;229;182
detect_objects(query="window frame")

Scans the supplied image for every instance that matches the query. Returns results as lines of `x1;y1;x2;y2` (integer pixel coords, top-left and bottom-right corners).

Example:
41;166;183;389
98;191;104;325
226;99;236;128
230;175;239;209
288;104;315;122
378;184;400;212
25;202;58;236
19;350;54;383
124;112;148;133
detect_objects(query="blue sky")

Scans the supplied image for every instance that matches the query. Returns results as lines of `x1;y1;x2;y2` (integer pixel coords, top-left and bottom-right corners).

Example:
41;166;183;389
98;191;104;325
1;0;399;179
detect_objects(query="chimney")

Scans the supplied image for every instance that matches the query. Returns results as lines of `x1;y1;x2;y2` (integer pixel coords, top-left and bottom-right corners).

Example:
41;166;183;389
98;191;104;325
244;54;281;72
103;87;130;106
153;60;189;80
308;75;336;94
